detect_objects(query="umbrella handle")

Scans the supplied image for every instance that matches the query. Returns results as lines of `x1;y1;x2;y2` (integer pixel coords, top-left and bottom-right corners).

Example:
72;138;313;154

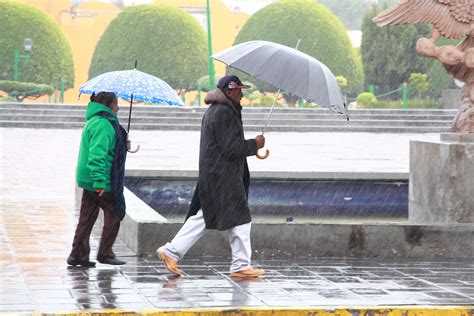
128;144;140;154
256;148;269;160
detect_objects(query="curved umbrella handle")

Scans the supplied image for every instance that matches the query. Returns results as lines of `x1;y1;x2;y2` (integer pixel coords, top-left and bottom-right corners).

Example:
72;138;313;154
256;148;269;160
128;144;140;154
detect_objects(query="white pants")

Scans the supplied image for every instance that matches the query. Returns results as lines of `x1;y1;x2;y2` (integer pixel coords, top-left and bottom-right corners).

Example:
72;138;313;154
159;210;252;273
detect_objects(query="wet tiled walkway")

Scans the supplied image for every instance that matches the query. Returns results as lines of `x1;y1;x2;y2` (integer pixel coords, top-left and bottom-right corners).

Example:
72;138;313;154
0;128;473;313
1;242;474;313
1;199;474;313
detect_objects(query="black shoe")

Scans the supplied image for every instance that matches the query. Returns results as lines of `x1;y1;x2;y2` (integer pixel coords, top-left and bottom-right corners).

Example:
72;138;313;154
97;256;126;265
67;255;96;267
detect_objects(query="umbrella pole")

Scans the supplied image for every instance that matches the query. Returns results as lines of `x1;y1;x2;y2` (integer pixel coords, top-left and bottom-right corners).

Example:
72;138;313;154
127;94;133;133
127;94;140;153
261;88;281;136
256;89;281;160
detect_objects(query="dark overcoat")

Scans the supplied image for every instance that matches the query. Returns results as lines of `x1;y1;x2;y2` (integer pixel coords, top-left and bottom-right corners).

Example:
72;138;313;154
186;89;258;231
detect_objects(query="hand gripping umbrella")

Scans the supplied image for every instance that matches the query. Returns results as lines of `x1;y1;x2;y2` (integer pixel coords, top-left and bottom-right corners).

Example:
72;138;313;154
213;40;348;159
79;61;184;153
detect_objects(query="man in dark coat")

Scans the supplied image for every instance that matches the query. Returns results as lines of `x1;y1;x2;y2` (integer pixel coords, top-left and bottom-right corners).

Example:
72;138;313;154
157;75;265;278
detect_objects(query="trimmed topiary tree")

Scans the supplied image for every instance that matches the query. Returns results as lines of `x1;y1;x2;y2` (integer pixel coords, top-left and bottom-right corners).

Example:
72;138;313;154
0;1;74;88
0;80;54;101
408;73;429;99
232;0;363;100
89;4;208;92
356;92;377;108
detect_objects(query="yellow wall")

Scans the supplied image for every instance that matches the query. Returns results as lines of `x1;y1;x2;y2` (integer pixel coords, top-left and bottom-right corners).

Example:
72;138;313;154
18;0;249;104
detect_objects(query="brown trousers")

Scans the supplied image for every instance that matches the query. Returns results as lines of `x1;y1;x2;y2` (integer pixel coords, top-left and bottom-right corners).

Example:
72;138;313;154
70;189;121;261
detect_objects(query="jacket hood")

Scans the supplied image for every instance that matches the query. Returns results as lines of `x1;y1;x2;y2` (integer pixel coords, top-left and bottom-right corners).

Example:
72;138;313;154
204;88;233;106
85;101;117;121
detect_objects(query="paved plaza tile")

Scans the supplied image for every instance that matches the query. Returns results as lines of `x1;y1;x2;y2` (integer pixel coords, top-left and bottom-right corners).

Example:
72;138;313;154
0;128;472;313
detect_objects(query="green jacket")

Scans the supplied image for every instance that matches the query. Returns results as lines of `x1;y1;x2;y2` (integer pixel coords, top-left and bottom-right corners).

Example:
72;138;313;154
76;101;118;192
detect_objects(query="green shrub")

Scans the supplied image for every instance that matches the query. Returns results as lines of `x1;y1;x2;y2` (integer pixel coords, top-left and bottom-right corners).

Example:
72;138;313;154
356;92;377;107
0;80;53;101
89;4;207;91
0;2;74;87
408;73;429;98
232;0;363;98
364;98;441;109
336;76;348;91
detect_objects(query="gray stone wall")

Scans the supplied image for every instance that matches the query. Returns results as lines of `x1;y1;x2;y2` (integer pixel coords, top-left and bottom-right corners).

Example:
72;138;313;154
409;133;474;224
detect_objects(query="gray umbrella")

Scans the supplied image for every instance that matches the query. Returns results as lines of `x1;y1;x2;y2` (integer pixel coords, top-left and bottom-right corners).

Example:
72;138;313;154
212;40;348;116
212;40;348;159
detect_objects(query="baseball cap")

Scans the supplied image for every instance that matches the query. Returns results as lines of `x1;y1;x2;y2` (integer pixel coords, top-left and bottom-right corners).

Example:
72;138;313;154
217;75;251;92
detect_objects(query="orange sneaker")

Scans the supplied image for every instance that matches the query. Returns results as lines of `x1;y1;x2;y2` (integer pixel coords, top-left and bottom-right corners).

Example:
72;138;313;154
156;249;182;276
230;266;265;278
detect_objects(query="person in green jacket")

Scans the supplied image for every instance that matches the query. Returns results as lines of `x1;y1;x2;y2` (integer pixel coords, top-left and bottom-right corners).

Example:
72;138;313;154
68;91;129;267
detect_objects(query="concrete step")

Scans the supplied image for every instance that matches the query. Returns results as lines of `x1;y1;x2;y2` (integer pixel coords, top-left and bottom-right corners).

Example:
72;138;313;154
0;102;456;132
0;114;452;127
0;108;456;121
0;102;458;115
0;120;452;133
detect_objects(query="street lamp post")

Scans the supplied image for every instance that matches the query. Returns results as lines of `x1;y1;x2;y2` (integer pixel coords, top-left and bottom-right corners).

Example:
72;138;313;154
13;38;33;81
206;0;215;91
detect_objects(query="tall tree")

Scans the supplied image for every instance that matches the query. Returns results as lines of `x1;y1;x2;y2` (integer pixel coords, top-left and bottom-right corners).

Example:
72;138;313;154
233;0;364;101
360;7;431;94
316;0;367;30
315;0;399;30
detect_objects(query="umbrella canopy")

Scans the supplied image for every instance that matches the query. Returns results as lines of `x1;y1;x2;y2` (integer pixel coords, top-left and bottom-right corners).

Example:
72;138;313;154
212;40;347;117
79;67;183;153
79;69;184;106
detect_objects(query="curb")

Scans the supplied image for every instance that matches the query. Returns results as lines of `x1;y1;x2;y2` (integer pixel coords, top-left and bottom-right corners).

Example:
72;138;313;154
19;306;474;315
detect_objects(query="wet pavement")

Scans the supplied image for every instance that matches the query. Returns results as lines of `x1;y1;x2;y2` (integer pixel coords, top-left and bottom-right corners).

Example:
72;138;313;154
0;128;473;313
1;236;474;313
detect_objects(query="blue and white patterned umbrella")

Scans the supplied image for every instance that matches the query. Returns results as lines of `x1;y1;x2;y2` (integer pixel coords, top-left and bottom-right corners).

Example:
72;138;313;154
79;69;184;106
79;68;183;153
